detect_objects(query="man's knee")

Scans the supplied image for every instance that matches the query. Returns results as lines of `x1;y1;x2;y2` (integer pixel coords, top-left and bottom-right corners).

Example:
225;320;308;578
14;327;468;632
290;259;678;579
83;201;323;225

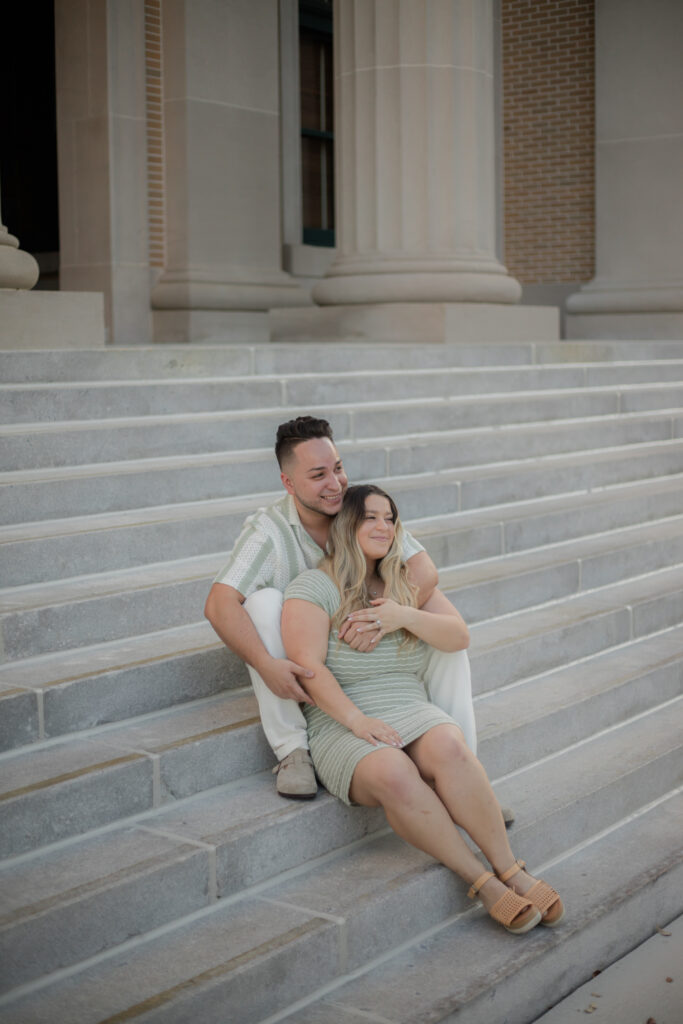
244;588;283;636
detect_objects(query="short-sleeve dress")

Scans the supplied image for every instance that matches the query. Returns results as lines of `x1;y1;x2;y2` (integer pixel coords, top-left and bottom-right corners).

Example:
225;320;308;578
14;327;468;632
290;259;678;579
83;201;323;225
284;568;459;805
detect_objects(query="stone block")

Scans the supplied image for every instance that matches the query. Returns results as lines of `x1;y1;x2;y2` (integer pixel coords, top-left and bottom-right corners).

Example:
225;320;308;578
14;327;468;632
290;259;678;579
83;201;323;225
270;301;560;344
0;292;105;350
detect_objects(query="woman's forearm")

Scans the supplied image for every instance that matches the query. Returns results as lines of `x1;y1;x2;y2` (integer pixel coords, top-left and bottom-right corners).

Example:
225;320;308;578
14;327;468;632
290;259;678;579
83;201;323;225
303;661;366;729
399;606;469;651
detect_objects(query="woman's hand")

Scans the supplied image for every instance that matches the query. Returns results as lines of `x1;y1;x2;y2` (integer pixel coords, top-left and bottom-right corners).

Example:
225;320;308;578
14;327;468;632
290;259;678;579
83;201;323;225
347;710;404;747
346;598;407;643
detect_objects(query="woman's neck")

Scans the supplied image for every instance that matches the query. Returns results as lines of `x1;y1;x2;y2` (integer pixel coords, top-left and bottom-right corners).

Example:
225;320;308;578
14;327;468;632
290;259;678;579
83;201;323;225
364;560;383;597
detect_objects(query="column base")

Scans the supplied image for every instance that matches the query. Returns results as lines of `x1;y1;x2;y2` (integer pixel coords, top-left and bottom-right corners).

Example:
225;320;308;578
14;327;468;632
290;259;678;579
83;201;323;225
566;310;683;341
565;281;683;339
0;290;105;349
269;302;559;344
312;270;522;306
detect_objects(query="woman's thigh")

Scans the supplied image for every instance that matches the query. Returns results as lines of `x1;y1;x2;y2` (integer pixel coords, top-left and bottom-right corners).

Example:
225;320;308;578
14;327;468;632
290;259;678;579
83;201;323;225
349;746;423;807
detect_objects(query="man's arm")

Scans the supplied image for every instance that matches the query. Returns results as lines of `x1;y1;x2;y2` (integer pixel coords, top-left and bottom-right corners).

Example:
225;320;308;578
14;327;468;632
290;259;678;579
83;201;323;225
337;549;439;650
204;582;315;703
405;550;439;608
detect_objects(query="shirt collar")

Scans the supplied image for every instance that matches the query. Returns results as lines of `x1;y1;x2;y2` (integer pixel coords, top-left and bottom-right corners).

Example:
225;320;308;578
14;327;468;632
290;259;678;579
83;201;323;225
283;493;327;555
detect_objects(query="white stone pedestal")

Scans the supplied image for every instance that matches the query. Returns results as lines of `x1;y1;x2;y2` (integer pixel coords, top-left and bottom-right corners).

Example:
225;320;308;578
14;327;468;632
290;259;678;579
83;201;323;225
270;302;558;345
0;291;105;349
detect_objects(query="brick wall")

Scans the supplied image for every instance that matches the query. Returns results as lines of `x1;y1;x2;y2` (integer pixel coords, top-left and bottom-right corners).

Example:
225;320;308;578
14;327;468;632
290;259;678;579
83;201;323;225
502;0;595;285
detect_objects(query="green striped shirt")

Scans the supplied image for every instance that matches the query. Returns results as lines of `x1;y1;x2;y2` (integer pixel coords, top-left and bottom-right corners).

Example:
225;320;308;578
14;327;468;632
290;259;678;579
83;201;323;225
214;494;424;598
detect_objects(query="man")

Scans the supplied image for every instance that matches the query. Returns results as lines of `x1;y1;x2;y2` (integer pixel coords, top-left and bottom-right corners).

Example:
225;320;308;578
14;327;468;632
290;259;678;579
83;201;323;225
205;416;488;808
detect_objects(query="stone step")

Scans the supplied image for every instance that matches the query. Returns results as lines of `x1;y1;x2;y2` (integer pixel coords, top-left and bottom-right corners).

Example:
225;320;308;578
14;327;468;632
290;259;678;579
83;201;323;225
468;563;683;694
2;563;681;851
4;430;683;526
0;622;238;753
2;341;683;384
2;397;680;472
3;469;682;589
2;363;683;424
2;552;682;754
1;702;680;1020
0;773;382;995
476;624;683;778
3;510;683;663
273;790;683;1024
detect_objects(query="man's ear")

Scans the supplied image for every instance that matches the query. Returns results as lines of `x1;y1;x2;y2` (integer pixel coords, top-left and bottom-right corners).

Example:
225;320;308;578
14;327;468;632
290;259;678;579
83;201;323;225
281;470;295;495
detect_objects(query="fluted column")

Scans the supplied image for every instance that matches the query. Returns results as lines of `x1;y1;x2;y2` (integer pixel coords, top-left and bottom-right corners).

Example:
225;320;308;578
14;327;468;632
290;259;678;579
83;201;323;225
312;0;520;306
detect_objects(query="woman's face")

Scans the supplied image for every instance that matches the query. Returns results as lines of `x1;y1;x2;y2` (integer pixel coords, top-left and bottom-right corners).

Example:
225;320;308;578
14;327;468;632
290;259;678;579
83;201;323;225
356;494;396;562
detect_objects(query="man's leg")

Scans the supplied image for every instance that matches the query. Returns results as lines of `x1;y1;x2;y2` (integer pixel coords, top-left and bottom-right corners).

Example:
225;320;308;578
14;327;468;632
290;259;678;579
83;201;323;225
422;648;514;826
243;588;317;798
422;648;477;754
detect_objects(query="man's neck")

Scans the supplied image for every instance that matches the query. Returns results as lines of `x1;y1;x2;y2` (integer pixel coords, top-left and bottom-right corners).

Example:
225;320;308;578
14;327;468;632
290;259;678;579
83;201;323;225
293;500;332;549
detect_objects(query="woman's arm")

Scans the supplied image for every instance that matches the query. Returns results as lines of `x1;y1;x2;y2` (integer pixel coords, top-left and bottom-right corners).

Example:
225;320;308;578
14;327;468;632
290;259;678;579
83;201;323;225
282;598;404;747
347;587;469;652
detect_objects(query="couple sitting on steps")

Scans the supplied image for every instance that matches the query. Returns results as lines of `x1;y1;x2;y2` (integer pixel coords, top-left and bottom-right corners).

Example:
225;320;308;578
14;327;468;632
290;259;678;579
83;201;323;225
204;416;564;936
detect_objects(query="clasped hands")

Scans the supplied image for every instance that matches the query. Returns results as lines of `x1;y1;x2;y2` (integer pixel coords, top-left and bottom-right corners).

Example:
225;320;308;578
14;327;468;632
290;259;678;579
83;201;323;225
337;598;407;651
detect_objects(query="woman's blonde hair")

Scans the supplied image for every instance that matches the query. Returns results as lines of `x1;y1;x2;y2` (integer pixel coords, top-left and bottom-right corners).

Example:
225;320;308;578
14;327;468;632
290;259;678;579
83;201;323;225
320;484;418;647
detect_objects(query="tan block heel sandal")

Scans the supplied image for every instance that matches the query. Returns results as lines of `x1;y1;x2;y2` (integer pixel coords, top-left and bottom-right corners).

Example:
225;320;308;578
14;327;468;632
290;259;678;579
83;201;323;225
467;870;542;935
498;859;565;927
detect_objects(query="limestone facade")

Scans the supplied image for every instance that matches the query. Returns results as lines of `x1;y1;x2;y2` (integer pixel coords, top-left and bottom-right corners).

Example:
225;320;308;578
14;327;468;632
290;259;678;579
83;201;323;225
1;0;681;344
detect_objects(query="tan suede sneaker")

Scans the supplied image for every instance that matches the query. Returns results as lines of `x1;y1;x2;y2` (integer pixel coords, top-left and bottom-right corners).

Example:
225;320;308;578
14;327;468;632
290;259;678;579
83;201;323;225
273;748;317;799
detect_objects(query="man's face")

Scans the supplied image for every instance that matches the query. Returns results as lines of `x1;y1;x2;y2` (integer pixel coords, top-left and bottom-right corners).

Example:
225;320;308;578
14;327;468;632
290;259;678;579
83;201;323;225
280;437;348;518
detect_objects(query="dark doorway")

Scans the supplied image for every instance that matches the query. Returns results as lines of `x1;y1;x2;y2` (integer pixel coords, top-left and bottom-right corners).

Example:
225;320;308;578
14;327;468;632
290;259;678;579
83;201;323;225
1;0;60;288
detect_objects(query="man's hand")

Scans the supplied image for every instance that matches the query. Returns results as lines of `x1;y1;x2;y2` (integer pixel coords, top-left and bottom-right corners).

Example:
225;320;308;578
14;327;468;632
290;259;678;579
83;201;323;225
260;658;317;704
337;617;381;652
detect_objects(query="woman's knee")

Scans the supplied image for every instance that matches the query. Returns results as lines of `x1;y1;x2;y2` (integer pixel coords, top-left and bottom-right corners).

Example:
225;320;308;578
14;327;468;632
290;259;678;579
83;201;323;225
413;724;472;770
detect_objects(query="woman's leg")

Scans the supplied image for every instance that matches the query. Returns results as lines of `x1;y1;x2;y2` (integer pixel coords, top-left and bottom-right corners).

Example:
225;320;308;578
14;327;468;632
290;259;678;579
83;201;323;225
349;747;528;919
406;724;549;901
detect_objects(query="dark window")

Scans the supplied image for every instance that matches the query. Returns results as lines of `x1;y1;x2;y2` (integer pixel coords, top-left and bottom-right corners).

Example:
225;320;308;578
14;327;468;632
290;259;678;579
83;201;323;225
299;0;334;246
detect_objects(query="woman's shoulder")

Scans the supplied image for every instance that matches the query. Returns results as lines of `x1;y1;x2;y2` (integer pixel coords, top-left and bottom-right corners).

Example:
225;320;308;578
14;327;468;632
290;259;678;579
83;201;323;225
284;568;340;611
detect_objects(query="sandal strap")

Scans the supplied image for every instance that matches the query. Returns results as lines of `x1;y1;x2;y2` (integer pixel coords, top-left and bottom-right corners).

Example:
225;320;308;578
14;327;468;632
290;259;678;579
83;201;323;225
525;879;561;915
467;870;495;900
488;889;536;929
498;858;526;883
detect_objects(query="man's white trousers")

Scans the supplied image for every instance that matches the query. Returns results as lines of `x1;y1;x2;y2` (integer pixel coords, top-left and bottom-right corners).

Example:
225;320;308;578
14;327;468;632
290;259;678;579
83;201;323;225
244;588;477;761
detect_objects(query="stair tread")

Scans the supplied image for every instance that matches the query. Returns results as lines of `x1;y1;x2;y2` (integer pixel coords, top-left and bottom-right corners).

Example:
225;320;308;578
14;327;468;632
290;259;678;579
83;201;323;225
3;510;682;615
276;790;683;1024
1;709;680;1020
1;558;681;694
2;468;682;549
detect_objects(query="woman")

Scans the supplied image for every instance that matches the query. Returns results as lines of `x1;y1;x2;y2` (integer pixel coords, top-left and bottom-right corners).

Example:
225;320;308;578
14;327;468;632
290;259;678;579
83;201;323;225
282;484;564;935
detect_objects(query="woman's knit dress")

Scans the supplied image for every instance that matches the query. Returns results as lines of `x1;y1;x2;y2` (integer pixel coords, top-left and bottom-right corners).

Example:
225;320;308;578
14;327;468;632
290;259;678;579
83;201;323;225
284;569;458;804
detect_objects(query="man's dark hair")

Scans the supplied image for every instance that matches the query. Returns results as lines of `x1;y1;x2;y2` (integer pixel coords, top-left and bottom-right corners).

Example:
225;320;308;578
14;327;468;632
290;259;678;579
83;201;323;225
275;416;334;468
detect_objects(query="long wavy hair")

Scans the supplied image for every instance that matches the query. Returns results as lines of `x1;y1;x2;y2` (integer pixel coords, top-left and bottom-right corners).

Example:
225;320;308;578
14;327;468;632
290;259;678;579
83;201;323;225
320;484;418;648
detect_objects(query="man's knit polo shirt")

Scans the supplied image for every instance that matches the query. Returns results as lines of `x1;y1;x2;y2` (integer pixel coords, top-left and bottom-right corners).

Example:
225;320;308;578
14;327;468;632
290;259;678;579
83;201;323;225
214;494;424;599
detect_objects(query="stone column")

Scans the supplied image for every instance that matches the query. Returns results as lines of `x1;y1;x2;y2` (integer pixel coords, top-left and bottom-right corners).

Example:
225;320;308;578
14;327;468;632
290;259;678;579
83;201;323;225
151;0;308;343
313;0;521;308
566;0;683;339
55;0;151;344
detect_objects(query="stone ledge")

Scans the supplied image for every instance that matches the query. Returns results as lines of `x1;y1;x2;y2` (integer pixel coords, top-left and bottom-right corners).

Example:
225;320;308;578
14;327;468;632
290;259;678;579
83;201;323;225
0;291;105;350
269;302;560;344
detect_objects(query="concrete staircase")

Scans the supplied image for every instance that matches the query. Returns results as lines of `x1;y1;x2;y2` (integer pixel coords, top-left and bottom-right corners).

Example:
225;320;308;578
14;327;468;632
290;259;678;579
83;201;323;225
0;339;682;1024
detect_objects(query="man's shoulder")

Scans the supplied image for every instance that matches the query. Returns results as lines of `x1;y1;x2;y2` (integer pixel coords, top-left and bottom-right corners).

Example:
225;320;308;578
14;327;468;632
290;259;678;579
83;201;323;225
242;495;293;535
